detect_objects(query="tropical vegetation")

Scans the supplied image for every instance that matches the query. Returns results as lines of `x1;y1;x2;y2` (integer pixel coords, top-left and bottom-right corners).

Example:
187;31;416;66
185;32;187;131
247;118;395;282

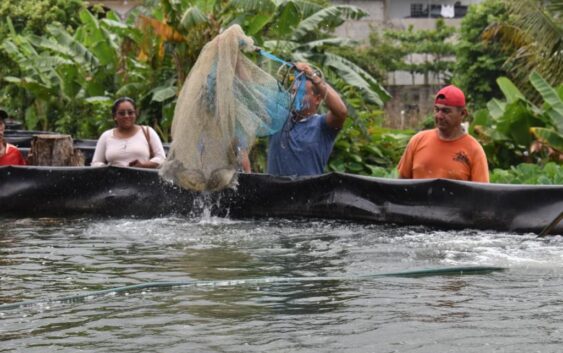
0;0;561;184
470;71;563;168
483;0;563;92
326;19;458;175
0;0;388;136
453;0;511;110
490;162;563;184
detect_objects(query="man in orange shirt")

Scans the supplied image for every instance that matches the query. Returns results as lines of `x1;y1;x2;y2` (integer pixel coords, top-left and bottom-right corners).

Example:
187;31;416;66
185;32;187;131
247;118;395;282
397;85;489;182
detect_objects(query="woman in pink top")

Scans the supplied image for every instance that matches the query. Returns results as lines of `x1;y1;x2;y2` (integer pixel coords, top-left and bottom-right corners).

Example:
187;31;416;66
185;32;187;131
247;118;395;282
91;97;166;168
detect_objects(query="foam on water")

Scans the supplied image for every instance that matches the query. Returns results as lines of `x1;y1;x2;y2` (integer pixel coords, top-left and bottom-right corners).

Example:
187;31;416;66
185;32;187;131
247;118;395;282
400;229;563;269
77;217;563;270
3;217;563;353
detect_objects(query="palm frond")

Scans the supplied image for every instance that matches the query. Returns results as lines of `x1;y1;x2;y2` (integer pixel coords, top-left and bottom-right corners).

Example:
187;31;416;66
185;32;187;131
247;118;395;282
116;82;148;98
6;34;40;60
74;10;120;66
264;1;300;38
36;55;74;69
46;24;100;68
530;71;563;132
546;0;563;13
4;76;56;99
285;0;325;18
180;6;210;31
310;52;390;107
35;37;75;58
2;40;35;72
262;39;300;54
298;38;356;50
510;0;562;57
2;37;59;86
485;0;563;86
482;23;529;49
292;5;367;40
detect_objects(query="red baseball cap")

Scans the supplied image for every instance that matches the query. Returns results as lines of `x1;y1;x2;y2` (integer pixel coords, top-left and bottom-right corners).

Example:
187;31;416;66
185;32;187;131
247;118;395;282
435;85;465;107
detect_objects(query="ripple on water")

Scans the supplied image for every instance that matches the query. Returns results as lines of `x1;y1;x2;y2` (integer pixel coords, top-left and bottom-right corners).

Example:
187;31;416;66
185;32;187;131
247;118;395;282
1;217;562;352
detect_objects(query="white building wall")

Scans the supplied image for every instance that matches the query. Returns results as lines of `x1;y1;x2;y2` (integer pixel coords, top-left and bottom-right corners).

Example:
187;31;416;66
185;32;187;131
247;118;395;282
333;0;386;40
387;0;482;19
333;0;482;38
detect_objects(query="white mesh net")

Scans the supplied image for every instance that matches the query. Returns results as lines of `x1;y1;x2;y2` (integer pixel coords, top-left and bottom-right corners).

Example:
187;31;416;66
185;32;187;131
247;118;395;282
160;25;290;191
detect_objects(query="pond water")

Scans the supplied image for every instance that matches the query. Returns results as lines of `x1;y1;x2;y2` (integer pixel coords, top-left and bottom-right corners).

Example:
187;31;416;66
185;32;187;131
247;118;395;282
1;214;562;353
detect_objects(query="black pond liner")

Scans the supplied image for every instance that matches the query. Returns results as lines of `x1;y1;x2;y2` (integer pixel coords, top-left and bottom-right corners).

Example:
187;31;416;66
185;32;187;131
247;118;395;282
1;165;561;234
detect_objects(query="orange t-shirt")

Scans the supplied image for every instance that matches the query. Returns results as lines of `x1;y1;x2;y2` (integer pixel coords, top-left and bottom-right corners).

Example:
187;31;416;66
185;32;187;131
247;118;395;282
397;129;489;182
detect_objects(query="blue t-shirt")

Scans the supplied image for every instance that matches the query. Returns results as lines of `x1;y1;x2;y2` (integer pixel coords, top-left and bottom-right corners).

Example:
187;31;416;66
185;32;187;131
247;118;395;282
267;114;339;176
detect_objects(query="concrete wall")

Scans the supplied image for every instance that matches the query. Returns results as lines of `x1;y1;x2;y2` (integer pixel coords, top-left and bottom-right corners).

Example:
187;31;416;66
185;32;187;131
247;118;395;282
333;0;386;40
388;17;462;30
384;85;439;129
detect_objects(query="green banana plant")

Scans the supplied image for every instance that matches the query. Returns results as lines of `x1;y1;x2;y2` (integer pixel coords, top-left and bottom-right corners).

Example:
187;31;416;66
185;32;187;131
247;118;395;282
2;23;60;130
1;11;123;135
529;71;563;152
259;3;390;107
1;0;390;150
471;71;563;168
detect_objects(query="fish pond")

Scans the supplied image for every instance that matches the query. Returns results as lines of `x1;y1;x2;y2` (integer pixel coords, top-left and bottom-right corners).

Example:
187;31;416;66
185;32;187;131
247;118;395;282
1;215;562;352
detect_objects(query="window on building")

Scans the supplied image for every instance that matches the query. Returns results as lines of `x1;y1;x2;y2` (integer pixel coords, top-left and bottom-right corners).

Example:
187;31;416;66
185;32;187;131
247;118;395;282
410;3;426;18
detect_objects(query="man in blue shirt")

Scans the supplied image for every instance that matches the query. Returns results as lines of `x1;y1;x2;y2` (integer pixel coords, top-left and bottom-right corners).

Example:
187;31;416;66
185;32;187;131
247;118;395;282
267;62;348;176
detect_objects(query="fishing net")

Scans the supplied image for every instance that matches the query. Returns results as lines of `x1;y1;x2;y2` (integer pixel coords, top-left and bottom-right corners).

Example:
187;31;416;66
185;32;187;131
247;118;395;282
160;24;293;191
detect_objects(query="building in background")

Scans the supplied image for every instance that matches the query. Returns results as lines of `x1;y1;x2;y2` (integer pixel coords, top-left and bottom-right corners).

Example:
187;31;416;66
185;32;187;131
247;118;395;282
334;0;482;128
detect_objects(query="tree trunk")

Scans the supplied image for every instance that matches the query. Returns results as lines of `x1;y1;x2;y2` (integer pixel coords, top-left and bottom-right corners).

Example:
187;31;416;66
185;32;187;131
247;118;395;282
30;134;84;166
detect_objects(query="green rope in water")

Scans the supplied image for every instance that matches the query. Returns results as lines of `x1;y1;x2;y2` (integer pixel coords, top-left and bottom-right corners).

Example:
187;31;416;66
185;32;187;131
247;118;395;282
0;266;504;311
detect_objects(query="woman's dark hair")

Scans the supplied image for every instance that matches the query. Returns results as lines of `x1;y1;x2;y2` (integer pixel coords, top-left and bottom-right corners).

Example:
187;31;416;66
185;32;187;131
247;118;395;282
111;97;137;116
0;109;7;122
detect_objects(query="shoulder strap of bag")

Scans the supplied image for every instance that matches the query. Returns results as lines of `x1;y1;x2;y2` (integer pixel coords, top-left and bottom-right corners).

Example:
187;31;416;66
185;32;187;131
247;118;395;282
142;126;154;159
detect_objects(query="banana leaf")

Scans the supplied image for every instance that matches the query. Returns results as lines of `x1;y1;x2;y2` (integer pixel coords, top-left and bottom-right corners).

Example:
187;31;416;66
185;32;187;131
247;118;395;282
530;127;563;152
530;71;563;132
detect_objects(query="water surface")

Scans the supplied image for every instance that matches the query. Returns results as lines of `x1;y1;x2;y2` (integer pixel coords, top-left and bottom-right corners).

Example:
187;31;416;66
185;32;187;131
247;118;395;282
1;216;562;352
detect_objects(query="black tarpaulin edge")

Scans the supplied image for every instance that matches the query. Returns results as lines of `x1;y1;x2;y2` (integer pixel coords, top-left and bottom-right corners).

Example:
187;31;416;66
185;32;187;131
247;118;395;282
1;166;562;234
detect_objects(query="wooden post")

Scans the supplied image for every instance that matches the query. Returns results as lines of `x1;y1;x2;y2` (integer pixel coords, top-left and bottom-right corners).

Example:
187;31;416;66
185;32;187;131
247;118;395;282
30;134;84;166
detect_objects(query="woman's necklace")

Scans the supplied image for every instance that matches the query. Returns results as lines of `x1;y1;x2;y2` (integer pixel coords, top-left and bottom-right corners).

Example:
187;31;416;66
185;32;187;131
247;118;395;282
115;126;137;151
